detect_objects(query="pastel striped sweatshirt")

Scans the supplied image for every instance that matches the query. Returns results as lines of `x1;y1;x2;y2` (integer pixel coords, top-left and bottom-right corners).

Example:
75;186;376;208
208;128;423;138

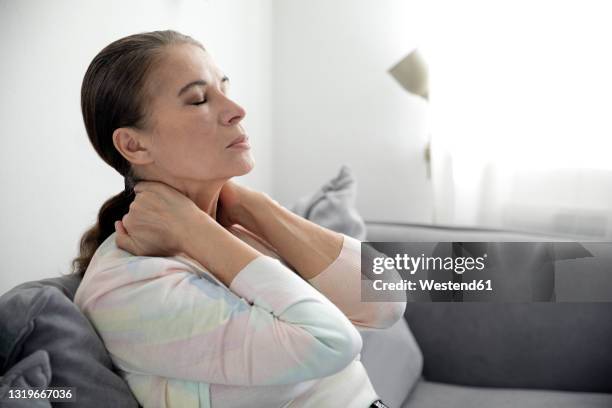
74;224;406;408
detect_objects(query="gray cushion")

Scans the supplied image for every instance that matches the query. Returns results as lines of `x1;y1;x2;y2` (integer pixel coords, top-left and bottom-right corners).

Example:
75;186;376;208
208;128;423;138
360;319;423;408
404;302;612;393
0;276;139;407
402;381;612;408
291;164;367;240
0;350;52;407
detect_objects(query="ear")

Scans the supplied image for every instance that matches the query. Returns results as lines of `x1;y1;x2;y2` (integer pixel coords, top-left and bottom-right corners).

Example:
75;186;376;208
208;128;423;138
112;128;154;166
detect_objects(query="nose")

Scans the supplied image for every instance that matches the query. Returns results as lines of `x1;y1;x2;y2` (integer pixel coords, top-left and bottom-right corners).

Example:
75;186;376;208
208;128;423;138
219;93;246;126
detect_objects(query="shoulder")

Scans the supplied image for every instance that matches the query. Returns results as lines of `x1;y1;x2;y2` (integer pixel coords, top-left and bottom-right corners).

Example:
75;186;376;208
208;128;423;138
84;232;189;277
75;232;204;308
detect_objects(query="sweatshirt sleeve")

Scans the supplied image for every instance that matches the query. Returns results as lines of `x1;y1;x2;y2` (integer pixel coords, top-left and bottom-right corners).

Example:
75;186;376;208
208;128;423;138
78;255;363;386
307;234;407;330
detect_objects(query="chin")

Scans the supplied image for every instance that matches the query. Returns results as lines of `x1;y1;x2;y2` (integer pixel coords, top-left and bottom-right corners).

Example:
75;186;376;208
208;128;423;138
234;157;255;176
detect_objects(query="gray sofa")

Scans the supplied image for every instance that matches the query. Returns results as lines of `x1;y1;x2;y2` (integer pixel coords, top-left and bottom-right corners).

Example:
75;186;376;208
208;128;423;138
1;221;611;408
360;221;612;408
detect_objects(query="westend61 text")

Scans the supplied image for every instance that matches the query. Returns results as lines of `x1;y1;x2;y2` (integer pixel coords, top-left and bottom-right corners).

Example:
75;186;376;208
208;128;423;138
373;279;493;291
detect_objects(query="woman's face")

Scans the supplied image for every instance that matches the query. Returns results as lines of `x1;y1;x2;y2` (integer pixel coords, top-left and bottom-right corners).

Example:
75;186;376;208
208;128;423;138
138;43;253;185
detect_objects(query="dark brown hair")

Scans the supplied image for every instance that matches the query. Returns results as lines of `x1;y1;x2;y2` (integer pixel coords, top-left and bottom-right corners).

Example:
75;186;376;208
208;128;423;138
71;30;204;277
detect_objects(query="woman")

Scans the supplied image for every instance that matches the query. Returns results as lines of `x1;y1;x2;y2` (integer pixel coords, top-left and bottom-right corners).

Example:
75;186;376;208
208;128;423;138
72;30;405;408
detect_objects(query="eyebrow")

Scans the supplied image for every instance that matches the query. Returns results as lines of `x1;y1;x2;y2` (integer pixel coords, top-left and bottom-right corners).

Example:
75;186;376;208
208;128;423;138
177;76;230;97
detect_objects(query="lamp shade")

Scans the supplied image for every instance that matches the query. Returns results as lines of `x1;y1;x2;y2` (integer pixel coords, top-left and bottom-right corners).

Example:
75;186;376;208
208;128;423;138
389;49;429;100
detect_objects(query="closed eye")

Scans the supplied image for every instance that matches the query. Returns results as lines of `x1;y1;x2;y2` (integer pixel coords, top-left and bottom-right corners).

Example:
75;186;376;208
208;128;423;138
192;98;207;106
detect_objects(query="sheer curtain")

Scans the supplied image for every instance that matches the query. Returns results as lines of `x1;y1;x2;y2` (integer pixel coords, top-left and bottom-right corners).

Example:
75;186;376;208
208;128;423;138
413;0;612;237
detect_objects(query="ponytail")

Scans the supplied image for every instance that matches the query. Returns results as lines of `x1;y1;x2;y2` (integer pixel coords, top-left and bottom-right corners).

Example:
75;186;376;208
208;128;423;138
71;187;135;277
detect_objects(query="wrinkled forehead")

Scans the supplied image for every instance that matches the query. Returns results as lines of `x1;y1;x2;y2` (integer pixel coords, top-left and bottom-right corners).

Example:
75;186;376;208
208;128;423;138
146;43;225;98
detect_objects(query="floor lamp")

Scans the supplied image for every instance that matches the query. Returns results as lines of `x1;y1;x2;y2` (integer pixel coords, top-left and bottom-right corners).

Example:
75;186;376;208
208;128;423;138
388;49;431;178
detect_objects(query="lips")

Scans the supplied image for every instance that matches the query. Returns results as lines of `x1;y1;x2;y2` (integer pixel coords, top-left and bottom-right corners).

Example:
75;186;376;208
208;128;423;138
227;135;248;148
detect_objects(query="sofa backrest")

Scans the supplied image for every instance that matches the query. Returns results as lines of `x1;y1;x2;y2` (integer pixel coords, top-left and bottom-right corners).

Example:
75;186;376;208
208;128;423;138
0;275;140;407
365;221;612;393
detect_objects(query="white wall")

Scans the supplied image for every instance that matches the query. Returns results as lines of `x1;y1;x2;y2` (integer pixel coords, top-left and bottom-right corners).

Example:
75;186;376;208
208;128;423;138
271;0;433;222
0;0;273;293
0;0;431;295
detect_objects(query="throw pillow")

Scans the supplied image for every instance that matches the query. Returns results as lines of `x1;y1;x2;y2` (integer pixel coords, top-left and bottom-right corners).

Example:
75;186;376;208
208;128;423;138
0;278;139;408
0;350;52;407
291;164;367;240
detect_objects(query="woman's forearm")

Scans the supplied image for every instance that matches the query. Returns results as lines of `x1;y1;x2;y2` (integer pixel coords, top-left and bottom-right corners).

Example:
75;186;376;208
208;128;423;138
239;193;344;280
182;213;261;287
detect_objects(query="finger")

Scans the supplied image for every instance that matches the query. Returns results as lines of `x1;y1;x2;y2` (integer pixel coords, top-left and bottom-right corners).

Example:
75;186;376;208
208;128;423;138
115;234;133;254
114;221;139;255
133;181;161;195
134;180;176;194
135;182;189;203
115;220;128;235
115;231;138;255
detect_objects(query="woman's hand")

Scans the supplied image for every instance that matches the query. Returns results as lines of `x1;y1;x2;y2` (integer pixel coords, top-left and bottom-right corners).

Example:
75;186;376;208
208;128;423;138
115;181;207;257
217;180;266;232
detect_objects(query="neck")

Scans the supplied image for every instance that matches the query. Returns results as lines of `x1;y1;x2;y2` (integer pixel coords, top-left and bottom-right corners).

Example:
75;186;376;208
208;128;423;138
136;169;226;221
184;180;224;220
180;180;227;220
